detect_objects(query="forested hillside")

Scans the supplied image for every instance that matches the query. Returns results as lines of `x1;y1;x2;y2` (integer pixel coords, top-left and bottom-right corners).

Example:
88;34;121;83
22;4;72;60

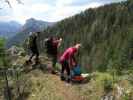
39;0;133;73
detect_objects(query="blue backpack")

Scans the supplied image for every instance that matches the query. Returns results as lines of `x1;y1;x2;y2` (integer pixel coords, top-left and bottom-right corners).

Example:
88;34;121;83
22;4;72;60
71;65;81;76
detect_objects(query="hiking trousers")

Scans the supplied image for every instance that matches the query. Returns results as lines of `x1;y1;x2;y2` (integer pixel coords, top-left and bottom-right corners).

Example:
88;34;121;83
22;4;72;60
61;60;70;77
29;47;39;62
47;54;57;69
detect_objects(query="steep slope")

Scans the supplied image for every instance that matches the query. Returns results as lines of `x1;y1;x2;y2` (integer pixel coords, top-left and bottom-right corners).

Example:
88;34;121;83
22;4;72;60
1;54;132;100
39;0;133;72
6;18;54;48
27;72;82;100
0;21;21;38
25;70;133;100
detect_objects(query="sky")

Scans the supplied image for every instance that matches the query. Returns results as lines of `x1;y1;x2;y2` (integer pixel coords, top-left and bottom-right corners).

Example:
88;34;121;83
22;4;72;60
0;0;126;24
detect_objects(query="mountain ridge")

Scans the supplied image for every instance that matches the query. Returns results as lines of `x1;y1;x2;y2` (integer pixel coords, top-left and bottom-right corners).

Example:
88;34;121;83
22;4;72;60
0;21;22;38
6;18;55;48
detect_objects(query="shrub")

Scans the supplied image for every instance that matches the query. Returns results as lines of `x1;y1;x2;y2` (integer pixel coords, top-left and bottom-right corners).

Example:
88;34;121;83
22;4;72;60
103;78;113;93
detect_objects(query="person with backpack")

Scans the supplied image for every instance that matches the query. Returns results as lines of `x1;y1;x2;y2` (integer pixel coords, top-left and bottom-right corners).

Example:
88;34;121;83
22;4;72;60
59;43;81;83
45;36;62;74
26;32;40;65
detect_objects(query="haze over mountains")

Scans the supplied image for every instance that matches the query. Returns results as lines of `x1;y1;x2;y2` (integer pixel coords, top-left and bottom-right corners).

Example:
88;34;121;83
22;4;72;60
0;21;22;38
6;18;54;48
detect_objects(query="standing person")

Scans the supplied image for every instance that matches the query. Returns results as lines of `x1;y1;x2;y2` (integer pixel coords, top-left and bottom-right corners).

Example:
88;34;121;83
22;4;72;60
26;32;40;65
59;43;81;83
45;36;62;74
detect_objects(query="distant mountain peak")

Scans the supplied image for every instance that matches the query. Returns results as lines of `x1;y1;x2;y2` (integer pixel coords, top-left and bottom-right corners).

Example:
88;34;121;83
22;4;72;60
0;21;22;38
6;18;55;48
26;18;36;23
25;18;49;24
9;21;22;25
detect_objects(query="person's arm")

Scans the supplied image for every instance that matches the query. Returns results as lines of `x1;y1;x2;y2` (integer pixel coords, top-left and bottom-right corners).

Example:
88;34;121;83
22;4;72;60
68;58;72;69
44;38;49;42
54;38;62;48
69;55;77;69
35;36;38;47
58;38;62;47
67;52;73;69
72;55;77;66
71;54;77;68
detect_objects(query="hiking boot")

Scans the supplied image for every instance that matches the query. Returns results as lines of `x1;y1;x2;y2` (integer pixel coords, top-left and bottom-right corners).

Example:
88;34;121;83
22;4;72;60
51;70;57;74
66;78;71;83
60;76;65;81
25;60;32;65
66;76;71;83
34;59;40;65
34;62;39;65
32;65;37;69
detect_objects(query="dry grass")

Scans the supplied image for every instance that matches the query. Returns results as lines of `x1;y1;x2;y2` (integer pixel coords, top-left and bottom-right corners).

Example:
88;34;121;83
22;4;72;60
8;55;133;100
27;70;82;100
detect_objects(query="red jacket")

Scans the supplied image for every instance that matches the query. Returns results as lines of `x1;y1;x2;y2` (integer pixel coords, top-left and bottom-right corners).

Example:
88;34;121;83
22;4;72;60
60;47;77;66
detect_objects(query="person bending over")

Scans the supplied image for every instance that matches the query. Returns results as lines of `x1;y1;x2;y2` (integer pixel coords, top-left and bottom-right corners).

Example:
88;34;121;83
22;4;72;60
59;43;81;83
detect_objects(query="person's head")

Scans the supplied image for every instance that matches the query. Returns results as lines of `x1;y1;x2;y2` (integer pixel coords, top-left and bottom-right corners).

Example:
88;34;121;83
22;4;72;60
59;38;62;41
53;37;57;41
29;32;33;36
74;43;81;50
35;32;40;37
49;36;53;41
29;32;37;37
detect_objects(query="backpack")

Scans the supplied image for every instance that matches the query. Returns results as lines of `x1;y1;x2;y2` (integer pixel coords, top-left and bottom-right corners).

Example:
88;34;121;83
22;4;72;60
71;65;81;76
27;35;36;48
45;38;53;54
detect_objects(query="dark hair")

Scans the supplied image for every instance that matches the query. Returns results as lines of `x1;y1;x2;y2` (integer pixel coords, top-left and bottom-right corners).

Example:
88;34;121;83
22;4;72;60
49;36;53;41
36;32;41;35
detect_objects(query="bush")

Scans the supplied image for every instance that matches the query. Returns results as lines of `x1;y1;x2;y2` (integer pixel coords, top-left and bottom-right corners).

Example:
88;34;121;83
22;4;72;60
103;78;113;93
122;89;133;100
95;72;114;93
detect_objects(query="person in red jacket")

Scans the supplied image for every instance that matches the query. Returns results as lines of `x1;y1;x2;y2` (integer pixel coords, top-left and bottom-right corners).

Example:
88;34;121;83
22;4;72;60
59;43;81;82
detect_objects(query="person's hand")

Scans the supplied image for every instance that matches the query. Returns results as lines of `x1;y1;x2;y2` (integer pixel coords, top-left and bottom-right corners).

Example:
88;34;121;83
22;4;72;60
59;38;62;41
72;61;77;67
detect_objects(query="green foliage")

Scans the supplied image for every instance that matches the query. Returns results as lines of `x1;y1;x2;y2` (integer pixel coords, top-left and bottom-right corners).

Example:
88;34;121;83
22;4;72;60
38;0;133;73
122;89;133;100
0;38;11;68
0;38;5;66
0;38;5;47
91;72;115;91
103;78;113;93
